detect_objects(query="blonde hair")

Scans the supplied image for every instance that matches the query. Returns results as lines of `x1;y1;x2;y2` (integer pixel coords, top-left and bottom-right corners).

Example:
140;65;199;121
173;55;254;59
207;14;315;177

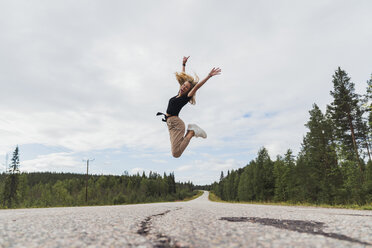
175;72;199;105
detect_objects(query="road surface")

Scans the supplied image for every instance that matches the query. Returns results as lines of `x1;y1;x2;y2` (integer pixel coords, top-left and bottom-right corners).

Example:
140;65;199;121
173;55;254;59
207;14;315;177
1;191;371;247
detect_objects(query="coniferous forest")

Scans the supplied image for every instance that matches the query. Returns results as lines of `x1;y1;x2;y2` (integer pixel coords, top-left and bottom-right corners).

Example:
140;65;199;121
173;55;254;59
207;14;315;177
211;68;372;206
0;166;195;209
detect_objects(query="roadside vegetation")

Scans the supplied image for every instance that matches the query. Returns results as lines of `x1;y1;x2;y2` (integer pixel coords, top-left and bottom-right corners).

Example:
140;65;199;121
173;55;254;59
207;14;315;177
208;191;372;210
210;68;372;208
0;167;196;209
183;190;204;201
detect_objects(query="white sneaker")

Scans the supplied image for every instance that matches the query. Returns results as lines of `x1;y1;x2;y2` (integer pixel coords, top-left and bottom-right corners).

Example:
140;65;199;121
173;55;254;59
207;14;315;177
187;124;207;138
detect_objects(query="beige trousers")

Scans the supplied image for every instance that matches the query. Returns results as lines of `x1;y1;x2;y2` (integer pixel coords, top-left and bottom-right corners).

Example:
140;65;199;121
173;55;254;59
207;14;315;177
166;116;191;158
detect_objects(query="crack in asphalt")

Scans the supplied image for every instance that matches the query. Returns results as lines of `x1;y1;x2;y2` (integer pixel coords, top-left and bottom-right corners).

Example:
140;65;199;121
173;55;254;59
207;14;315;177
137;208;186;248
220;217;371;246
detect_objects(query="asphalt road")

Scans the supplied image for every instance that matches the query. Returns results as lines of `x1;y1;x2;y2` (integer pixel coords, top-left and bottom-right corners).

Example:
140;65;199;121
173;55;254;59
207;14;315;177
1;191;371;247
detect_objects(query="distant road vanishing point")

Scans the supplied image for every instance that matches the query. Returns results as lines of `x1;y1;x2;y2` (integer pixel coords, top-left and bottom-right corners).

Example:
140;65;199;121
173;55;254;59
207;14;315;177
1;191;371;247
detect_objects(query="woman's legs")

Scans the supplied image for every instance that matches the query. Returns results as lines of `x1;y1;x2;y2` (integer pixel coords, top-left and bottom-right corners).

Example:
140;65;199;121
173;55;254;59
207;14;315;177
167;117;194;158
185;130;195;140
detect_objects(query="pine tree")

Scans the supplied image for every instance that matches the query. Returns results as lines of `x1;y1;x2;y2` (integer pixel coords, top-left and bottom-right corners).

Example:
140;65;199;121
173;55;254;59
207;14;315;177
299;105;340;203
273;155;287;201
356;107;371;161
227;170;237;201
222;171;230;200
219;171;224;182
282;150;297;202
328;67;364;171
2;146;20;208
363;75;372;161
237;162;255;201
168;172;176;194
237;166;249;201
254;148;274;201
365;160;372;202
368;76;372;128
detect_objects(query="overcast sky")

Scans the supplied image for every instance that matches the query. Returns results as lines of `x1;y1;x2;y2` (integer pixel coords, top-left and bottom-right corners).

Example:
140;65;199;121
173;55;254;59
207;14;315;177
0;0;371;184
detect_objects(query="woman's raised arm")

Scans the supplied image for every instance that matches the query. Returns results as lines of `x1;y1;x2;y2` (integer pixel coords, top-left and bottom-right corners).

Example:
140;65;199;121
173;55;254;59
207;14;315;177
188;67;221;97
182;56;190;73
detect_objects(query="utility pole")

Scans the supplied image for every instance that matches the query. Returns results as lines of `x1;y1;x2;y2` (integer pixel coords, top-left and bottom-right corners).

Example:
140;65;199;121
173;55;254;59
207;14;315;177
83;158;94;203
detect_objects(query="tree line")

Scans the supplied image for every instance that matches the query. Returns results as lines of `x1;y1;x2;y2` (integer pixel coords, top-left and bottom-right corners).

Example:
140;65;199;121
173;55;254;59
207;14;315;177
0;148;195;208
211;67;372;205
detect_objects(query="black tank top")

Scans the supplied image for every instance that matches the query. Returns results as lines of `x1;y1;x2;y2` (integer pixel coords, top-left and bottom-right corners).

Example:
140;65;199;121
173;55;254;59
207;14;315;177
166;93;192;116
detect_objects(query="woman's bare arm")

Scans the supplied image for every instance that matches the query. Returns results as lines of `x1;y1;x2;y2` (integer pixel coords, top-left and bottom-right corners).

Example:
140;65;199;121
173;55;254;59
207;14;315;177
188;67;221;97
182;56;189;73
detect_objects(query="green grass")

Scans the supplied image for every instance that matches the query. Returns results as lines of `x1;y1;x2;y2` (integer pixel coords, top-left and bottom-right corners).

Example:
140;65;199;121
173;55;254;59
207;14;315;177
0;191;205;210
181;190;204;201
208;191;372;210
208;191;225;203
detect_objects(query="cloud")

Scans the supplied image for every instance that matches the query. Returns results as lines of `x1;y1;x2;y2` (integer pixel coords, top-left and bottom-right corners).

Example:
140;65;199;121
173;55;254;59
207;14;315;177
0;0;371;183
174;157;245;185
152;159;167;164
175;165;193;172
21;152;80;172
130;167;150;176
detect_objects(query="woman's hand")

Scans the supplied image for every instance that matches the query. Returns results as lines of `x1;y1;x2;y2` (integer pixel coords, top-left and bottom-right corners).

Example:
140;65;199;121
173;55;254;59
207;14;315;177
182;56;190;72
187;67;222;97
208;67;222;77
183;56;190;65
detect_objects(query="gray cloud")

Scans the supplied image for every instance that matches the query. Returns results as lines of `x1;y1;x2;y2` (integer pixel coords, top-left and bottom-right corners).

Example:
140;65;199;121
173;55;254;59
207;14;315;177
1;0;371;182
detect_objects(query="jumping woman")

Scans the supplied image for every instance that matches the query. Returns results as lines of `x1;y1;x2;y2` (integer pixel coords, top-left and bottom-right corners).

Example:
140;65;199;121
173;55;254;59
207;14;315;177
157;56;221;158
